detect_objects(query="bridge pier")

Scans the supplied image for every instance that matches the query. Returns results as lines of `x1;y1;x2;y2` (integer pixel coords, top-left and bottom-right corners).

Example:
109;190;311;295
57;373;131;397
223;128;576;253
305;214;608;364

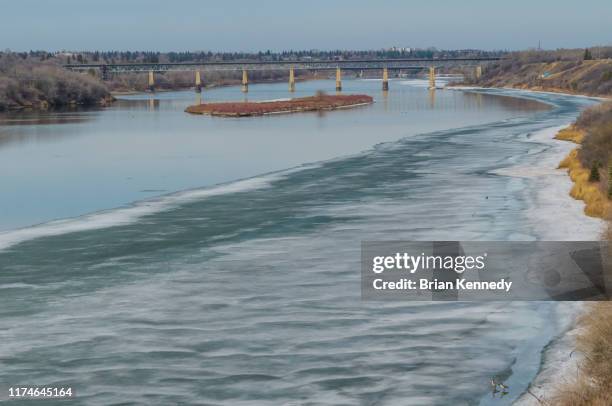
148;70;155;92
242;69;248;93
100;65;109;81
195;71;202;93
428;67;436;90
335;67;342;92
475;65;482;80
289;67;295;92
382;67;389;91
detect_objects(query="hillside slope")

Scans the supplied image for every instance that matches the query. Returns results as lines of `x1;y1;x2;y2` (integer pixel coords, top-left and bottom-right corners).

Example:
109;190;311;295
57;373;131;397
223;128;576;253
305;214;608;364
472;59;612;97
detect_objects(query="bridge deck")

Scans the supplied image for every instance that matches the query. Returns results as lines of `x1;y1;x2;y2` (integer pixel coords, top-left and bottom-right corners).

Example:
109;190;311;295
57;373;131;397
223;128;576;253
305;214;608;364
64;57;502;73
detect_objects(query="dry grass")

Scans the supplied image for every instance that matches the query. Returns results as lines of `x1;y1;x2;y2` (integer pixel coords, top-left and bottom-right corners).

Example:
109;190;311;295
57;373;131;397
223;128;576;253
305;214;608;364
556;103;612;219
555;126;585;143
472;56;612;97
551;303;612;406
550;103;612;405
558;148;611;218
605;219;612;241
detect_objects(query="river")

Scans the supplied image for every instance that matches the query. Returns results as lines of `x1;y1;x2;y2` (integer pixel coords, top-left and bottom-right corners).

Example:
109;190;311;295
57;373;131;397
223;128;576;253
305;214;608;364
0;79;604;405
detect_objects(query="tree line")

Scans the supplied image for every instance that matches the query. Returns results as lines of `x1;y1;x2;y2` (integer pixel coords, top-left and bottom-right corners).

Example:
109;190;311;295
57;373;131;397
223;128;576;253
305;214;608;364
2;48;507;66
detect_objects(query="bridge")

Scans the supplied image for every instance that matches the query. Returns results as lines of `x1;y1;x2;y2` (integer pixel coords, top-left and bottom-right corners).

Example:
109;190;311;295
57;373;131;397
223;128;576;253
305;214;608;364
64;57;501;93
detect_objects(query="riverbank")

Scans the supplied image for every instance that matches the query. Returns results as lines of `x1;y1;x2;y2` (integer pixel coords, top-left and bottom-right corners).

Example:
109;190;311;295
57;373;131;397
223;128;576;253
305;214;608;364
519;303;612;406
185;94;373;117
0;54;112;111
517;100;611;405
551;104;611;405
557;133;611;219
463;49;612;98
556;101;611;219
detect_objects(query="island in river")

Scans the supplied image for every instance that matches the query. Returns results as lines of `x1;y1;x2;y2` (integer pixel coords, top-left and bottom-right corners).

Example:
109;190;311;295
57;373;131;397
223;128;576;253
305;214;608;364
185;93;373;117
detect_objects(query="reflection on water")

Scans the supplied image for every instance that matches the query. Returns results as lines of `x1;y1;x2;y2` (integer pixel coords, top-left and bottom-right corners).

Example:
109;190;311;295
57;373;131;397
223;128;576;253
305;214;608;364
0;108;100;149
381;89;389;112
0;116;97;149
0;113;92;126
0;79;551;231
147;97;159;111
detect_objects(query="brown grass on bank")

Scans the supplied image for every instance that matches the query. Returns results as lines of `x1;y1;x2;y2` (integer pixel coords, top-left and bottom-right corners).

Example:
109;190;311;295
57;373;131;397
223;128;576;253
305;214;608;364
558;148;611;218
555;126;585;144
469;52;612;97
551;303;612;406
549;101;612;405
556;102;612;219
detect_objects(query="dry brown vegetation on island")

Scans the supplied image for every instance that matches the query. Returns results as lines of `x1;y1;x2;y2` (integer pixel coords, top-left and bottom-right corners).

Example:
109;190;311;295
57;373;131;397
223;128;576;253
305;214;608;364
185;93;373;117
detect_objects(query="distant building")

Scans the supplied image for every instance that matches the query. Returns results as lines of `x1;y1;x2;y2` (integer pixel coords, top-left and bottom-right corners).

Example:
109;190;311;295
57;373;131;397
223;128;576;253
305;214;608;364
389;46;412;53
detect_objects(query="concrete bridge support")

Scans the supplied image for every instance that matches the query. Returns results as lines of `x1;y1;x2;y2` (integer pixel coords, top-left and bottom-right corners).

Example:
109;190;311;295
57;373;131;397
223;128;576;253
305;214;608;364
195;71;202;93
428;67;436;90
242;69;248;93
382;67;389;91
100;65;109;81
335;67;342;92
289;67;295;92
475;65;482;80
148;70;155;92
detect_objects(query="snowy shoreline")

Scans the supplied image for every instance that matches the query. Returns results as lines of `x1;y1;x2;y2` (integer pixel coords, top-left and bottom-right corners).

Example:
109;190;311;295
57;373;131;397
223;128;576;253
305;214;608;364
494;104;605;404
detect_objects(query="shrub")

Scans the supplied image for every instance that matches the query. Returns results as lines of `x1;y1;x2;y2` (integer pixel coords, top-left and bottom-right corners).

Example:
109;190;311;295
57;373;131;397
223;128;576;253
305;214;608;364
609;162;612;199
580;122;612;172
576;102;612;129
552;303;612;405
589;161;601;182
0;53;109;110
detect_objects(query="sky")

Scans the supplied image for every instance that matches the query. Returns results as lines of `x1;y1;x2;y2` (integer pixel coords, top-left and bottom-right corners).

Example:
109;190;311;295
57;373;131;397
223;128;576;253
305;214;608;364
2;0;611;52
